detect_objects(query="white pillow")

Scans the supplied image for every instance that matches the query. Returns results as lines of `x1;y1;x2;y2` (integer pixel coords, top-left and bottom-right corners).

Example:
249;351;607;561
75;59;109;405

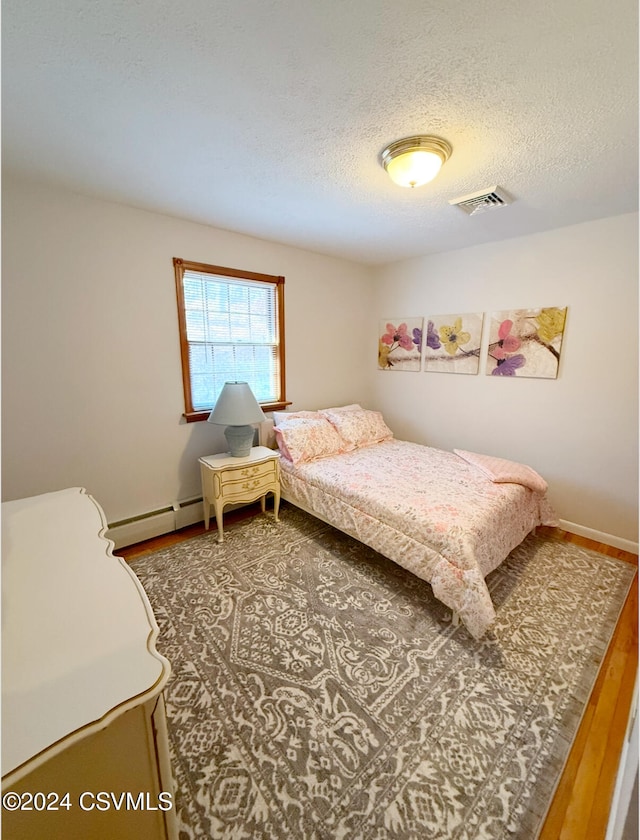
272;404;361;425
272;410;320;426
323;403;362;413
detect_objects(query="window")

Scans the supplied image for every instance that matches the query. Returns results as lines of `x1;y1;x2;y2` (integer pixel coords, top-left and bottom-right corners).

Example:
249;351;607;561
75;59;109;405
174;258;287;422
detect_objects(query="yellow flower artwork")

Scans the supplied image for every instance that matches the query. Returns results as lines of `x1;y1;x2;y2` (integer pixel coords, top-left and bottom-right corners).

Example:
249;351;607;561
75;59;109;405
535;307;567;344
424;313;484;374
440;318;471;356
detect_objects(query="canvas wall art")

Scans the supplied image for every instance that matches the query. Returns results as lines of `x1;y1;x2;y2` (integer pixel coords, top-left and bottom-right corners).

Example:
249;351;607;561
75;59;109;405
378;318;423;371
424;313;484;374
486;307;567;378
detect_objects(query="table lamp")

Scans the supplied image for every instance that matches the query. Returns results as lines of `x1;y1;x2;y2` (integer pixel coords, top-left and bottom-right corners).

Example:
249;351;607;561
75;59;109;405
207;381;266;457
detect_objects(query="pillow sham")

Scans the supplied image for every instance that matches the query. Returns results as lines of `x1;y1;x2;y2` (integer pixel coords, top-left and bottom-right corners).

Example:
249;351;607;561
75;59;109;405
321;408;393;449
274;417;348;465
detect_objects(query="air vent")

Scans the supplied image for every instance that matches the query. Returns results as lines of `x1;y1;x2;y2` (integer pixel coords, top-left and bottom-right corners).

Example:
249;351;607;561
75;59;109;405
449;186;512;215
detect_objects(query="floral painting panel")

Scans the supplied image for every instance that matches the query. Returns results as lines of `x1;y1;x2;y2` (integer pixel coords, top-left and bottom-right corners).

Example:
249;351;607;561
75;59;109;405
378;318;423;371
424;312;484;374
486;307;567;378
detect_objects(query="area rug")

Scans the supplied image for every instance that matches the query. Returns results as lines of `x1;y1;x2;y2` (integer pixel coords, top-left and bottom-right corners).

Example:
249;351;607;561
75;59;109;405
131;503;635;840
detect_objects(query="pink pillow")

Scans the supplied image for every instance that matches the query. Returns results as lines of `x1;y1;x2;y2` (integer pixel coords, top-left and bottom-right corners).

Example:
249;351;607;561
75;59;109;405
321;409;393;449
274;417;348;465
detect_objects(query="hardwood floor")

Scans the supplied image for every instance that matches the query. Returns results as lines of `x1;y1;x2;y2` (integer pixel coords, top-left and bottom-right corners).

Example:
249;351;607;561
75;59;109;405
536;527;638;840
120;510;639;839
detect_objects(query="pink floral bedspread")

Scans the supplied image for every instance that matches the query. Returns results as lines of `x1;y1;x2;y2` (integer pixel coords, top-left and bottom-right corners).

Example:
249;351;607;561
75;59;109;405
279;440;557;638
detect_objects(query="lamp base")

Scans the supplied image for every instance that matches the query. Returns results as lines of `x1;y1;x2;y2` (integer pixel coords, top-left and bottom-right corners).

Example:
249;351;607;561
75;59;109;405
224;424;255;457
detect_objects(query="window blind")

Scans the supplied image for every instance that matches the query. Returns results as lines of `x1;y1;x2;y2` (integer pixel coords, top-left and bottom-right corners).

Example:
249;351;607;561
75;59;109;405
182;270;280;411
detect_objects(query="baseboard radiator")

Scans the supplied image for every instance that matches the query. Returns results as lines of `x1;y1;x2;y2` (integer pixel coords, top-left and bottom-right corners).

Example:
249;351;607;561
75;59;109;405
106;496;206;550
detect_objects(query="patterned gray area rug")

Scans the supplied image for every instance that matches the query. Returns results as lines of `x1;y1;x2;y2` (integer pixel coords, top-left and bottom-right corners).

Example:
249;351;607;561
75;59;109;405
131;503;635;840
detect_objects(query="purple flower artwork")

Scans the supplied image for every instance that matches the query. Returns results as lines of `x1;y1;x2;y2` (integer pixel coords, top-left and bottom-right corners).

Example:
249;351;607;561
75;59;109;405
426;320;441;350
491;354;526;375
486;308;567;379
424;313;484;374
378;317;423;371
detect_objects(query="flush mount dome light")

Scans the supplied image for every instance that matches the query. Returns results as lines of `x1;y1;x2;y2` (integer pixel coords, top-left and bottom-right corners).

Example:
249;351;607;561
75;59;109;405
381;135;452;188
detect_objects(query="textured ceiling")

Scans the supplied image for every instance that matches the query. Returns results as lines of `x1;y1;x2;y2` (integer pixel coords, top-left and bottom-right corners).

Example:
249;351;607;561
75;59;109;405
3;0;638;265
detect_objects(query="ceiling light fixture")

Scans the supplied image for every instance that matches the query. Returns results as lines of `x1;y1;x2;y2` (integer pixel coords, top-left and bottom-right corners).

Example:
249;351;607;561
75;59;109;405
381;135;452;188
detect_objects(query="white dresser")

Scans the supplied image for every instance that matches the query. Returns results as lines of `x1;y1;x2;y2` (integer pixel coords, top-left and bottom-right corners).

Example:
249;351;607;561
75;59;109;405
1;487;177;840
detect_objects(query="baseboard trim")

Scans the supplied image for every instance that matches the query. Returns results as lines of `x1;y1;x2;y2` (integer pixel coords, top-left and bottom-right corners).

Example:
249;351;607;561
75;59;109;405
558;519;639;555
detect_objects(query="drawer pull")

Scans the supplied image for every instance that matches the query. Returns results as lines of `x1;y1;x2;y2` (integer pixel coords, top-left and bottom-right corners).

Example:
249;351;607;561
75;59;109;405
241;465;267;477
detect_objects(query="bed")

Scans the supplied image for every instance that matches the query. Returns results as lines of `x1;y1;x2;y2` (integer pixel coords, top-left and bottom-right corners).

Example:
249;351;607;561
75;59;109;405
261;405;557;639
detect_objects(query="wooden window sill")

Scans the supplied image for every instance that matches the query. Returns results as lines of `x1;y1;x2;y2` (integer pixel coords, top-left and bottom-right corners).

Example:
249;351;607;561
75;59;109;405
183;402;291;423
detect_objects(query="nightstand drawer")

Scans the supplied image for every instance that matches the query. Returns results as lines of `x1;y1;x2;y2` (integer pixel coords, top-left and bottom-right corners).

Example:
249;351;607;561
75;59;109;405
221;459;277;484
220;470;277;500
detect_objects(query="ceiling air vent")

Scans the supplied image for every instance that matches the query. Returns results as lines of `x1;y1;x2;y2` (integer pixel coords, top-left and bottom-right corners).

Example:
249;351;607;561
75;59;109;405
449;186;512;216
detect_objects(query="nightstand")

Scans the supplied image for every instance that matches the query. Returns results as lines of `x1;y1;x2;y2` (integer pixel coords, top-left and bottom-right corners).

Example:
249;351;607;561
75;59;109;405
199;446;280;543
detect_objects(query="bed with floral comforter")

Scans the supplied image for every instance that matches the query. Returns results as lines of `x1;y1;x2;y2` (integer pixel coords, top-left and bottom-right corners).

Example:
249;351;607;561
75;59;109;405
268;408;557;639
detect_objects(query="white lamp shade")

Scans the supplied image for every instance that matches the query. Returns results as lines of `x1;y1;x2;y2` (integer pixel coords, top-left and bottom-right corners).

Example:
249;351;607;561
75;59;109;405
207;382;267;426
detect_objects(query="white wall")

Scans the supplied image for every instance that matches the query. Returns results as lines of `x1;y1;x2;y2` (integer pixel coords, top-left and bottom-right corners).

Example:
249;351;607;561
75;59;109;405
3;179;637;546
2;178;373;524
370;214;639;546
